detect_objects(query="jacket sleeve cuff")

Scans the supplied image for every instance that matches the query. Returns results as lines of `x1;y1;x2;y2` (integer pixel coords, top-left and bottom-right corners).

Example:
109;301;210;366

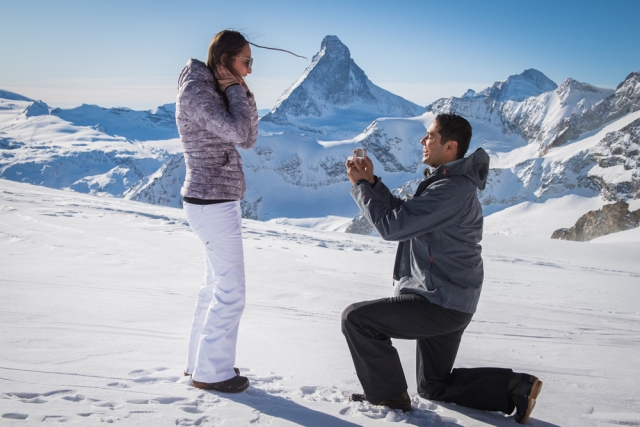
224;83;241;92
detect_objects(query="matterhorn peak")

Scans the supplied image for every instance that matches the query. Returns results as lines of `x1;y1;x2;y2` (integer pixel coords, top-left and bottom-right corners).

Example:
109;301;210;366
320;35;350;56
260;35;425;139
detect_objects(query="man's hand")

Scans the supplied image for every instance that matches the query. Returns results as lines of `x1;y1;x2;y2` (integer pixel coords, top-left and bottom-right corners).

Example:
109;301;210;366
346;152;375;185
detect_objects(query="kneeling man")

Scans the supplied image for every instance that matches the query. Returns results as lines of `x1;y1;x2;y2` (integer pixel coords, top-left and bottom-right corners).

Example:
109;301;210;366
342;113;542;423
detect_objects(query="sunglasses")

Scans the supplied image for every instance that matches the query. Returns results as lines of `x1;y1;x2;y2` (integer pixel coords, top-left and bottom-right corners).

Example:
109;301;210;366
234;55;253;68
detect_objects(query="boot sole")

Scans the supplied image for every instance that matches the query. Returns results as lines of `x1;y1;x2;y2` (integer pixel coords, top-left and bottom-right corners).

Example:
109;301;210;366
192;379;250;393
518;377;543;424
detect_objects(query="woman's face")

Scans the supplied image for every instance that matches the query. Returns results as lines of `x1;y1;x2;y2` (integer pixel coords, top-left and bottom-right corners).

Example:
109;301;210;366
231;44;252;77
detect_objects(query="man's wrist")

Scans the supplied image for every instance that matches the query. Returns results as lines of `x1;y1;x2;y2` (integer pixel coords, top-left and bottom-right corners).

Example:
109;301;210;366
355;177;375;186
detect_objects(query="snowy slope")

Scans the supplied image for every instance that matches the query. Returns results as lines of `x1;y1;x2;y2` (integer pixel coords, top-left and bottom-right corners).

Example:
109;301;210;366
1;180;640;426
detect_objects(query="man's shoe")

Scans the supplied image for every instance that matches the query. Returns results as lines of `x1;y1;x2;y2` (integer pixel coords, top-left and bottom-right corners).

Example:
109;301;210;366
184;367;240;377
349;391;411;412
192;374;250;393
509;373;543;424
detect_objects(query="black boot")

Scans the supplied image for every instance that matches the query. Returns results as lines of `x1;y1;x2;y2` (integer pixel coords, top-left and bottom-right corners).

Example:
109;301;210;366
349;391;411;412
508;373;543;424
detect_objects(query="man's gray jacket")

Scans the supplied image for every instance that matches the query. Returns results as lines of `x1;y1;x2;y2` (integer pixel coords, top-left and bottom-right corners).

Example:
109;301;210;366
350;148;490;313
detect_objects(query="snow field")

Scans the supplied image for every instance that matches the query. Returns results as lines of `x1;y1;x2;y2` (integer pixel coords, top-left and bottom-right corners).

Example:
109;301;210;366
1;179;639;426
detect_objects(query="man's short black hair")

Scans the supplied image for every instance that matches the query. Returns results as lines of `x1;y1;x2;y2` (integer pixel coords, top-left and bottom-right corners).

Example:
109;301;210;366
435;113;472;159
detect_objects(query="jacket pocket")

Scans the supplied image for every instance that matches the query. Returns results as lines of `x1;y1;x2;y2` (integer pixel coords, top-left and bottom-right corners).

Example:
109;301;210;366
219;151;230;166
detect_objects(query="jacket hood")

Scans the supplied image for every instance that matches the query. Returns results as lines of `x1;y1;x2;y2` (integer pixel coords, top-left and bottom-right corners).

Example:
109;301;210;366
178;59;214;90
424;148;490;190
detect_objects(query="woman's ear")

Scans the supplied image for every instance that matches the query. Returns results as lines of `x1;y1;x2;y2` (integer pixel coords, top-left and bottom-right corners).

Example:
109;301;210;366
220;53;228;63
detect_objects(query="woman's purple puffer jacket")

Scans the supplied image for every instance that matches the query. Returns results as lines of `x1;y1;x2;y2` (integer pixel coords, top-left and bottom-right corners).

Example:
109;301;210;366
176;59;258;200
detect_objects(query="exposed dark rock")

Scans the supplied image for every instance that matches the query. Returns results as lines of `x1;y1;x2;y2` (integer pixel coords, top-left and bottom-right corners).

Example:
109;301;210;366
345;213;374;235
241;197;262;220
551;201;640;241
545;72;640;152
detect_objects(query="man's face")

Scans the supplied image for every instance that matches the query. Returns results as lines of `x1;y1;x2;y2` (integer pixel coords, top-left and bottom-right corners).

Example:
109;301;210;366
421;121;449;167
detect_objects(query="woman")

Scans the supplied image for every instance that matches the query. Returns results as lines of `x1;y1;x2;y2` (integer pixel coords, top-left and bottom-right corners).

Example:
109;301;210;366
176;30;258;393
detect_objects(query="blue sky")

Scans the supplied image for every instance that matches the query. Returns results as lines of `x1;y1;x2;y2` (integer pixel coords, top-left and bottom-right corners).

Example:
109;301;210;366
2;0;639;110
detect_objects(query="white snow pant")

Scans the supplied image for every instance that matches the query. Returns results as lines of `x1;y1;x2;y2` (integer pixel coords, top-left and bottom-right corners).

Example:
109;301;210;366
183;201;245;383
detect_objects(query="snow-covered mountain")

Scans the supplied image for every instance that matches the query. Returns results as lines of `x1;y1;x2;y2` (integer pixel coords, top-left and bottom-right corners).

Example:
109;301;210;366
0;93;177;197
260;35;426;140
428;72;640;211
428;71;615;154
342;70;639;234
463;68;558;102
22;99;179;141
2;38;639;237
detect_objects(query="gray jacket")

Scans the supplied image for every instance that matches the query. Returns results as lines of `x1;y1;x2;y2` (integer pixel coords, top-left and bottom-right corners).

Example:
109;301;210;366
176;59;258;200
350;148;490;313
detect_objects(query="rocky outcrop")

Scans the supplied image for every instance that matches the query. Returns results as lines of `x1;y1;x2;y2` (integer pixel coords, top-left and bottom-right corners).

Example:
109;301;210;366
588;118;640;201
551;201;640;241
545;72;640;152
241;196;262;220
345;213;374;235
124;153;185;207
478;117;640;207
429;74;614;154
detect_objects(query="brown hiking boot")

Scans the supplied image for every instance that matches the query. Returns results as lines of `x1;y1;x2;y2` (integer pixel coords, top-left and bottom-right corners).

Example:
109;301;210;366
509;374;543;424
192;374;250;393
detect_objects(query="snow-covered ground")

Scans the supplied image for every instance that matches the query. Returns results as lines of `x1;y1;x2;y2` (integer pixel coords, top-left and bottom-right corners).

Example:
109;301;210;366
267;215;353;233
1;179;639;426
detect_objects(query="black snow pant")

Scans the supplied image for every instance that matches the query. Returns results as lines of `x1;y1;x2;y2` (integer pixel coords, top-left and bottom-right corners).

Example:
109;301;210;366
341;293;512;413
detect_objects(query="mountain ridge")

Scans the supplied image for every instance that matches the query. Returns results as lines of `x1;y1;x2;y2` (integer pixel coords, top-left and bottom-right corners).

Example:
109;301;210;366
260;35;425;139
1;40;638;235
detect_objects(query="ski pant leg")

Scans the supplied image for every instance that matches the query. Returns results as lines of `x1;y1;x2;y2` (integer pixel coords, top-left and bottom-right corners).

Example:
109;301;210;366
341;293;472;403
342;293;511;411
417;333;512;412
184;244;215;375
183;201;245;383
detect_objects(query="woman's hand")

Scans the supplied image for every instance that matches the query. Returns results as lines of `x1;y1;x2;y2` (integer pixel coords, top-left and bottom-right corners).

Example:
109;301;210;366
214;64;240;92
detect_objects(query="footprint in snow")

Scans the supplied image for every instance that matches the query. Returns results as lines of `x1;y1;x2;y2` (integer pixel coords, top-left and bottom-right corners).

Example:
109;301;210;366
299;385;347;403
2;413;29;420
2;389;74;404
128;366;169;377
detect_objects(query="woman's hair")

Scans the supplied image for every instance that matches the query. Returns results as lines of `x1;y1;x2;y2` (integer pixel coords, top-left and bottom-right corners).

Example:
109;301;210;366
205;30;248;81
206;29;307;80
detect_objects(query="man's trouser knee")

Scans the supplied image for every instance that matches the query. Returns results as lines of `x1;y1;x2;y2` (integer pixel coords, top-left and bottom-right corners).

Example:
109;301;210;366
341;294;472;403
